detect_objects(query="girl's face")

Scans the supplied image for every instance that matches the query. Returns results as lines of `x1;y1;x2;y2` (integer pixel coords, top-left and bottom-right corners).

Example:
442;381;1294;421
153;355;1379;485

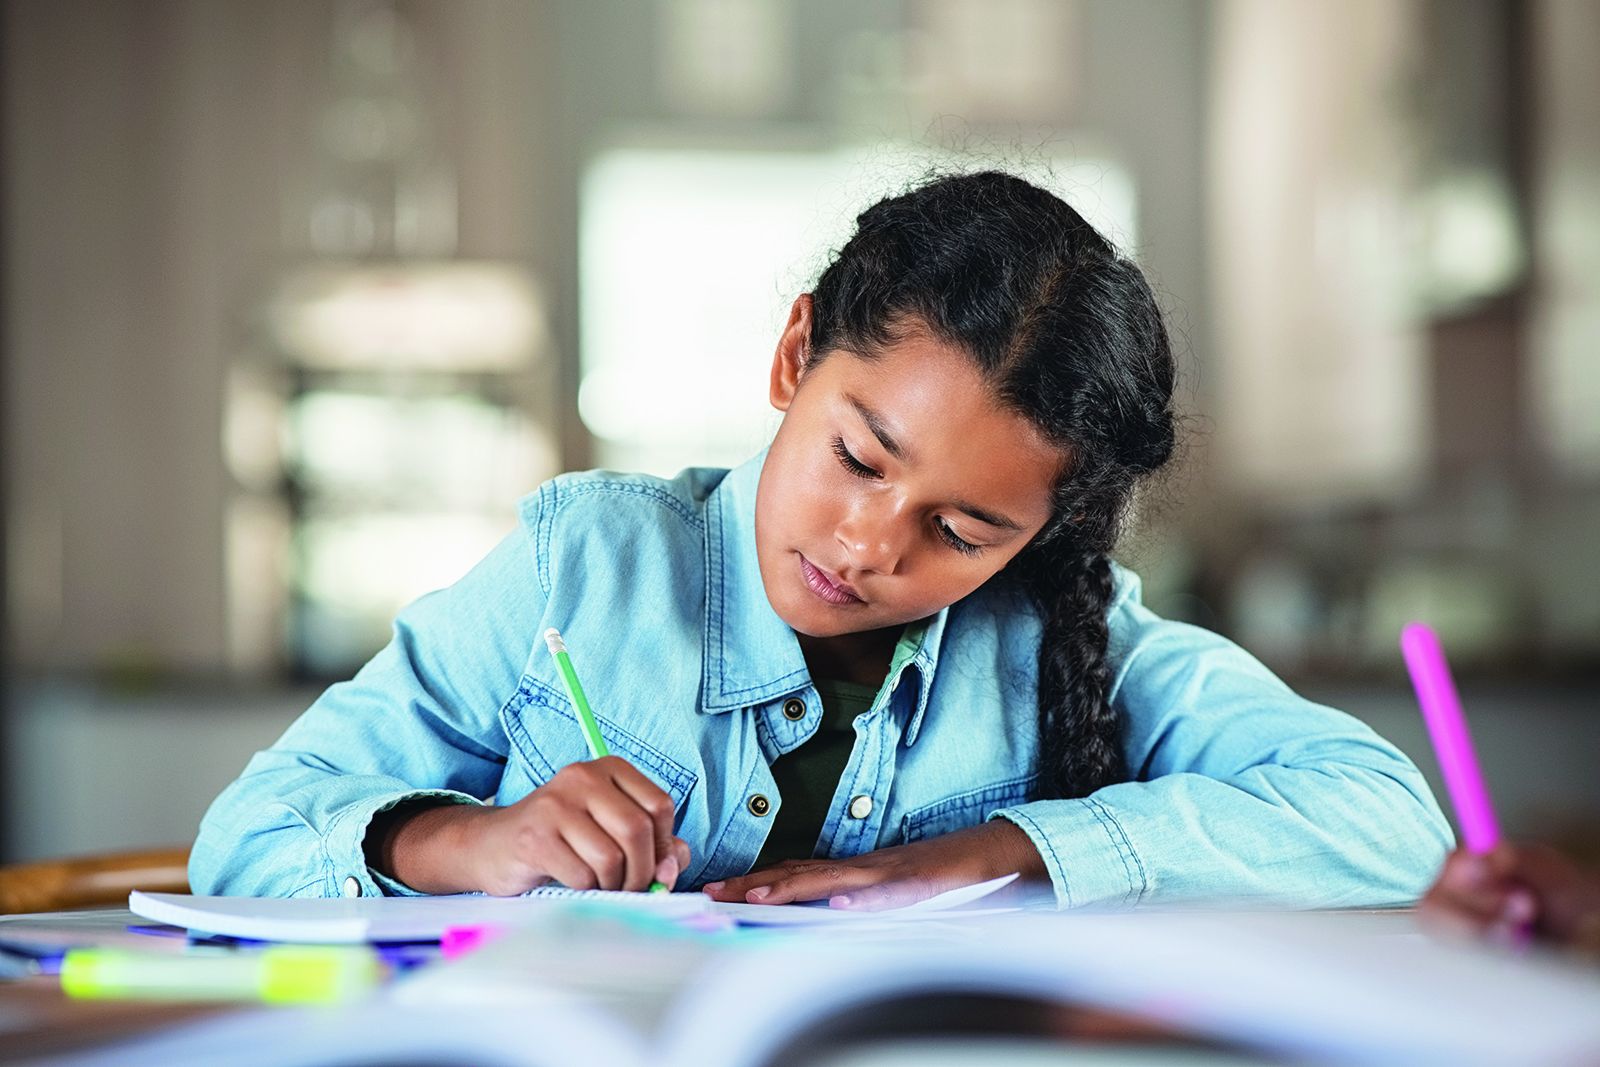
755;297;1063;640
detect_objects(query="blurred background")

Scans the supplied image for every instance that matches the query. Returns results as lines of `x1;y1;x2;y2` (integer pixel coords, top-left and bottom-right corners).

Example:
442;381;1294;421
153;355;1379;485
2;0;1597;865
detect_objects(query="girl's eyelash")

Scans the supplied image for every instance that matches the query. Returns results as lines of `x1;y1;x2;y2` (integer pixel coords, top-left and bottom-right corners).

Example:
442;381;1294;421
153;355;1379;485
832;436;981;556
832;437;880;479
936;518;983;556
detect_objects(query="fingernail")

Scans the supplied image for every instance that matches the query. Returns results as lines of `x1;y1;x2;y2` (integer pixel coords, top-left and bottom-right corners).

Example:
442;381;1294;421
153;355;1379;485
748;885;770;902
702;881;724;893
832;894;852;908
655;856;680;888
1456;852;1489;887
1505;888;1537;926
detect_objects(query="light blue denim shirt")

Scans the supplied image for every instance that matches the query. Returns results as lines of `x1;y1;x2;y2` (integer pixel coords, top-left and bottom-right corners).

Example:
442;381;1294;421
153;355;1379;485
192;456;1452;906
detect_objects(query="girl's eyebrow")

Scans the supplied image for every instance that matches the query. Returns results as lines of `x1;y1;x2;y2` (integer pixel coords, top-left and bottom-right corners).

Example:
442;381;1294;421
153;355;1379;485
848;396;906;461
952;500;1024;532
847;394;1024;532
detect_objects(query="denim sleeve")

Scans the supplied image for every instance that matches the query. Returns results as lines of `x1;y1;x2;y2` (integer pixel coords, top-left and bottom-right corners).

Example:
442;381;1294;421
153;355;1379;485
991;596;1454;909
190;521;546;898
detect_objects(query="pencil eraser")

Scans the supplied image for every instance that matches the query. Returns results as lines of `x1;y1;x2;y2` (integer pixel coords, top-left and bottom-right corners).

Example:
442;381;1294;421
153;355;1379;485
544;628;565;654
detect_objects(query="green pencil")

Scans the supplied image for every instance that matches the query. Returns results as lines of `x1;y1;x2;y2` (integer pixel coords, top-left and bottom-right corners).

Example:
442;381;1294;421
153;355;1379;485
543;627;669;893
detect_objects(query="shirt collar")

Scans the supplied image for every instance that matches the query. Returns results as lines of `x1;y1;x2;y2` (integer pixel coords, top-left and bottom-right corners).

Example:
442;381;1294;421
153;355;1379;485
702;453;810;711
897;609;948;746
700;451;951;741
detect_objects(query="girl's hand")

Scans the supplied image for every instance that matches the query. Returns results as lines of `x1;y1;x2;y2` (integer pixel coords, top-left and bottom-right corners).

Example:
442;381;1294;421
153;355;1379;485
700;820;1048;910
1419;844;1538;947
1420;842;1600;951
377;756;691;896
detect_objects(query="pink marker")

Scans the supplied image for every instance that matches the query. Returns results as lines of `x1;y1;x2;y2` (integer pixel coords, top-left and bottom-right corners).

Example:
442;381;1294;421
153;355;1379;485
1400;622;1500;853
439;924;506;961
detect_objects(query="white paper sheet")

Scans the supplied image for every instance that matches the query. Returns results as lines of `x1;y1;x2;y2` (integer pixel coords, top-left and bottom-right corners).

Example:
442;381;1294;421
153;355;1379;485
127;887;710;943
706;872;1021;925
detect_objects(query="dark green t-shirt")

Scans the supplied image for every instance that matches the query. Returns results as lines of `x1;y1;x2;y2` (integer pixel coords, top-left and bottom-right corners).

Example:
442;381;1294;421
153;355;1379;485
753;678;877;869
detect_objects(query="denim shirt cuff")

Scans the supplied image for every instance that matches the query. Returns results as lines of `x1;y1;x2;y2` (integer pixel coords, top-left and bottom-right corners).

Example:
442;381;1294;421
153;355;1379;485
989;798;1150;908
326;789;484;899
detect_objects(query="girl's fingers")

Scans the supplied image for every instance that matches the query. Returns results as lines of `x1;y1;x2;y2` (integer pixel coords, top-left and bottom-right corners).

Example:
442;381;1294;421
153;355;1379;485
1442;849;1491;890
654;854;680;889
701;861;815;901
604;758;679;840
526;831;603;895
828;875;943;911
598;757;681;890
826;882;898;911
586;789;660;891
1480;887;1539;950
1421;847;1526;938
1502;886;1538;927
656;837;692;889
738;862;892;905
560;813;629;890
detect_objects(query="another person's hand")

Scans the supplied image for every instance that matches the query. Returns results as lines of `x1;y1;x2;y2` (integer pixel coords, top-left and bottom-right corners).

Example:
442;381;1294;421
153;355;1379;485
375;756;691;896
700;820;1047;910
1420;842;1600;953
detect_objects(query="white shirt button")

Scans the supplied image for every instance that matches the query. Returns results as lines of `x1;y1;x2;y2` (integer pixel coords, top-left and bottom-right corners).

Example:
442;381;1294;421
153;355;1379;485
848;795;873;819
342;876;363;898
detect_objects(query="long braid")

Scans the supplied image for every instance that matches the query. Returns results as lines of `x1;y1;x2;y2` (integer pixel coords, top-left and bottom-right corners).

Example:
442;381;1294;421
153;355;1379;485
808;170;1177;804
1023;545;1121;799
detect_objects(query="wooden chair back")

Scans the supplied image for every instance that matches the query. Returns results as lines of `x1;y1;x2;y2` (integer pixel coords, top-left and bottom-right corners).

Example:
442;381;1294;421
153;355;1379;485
0;847;190;914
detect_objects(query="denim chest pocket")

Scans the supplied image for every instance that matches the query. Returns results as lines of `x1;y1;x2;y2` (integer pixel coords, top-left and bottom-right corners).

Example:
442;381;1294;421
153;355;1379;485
900;775;1037;843
499;675;699;811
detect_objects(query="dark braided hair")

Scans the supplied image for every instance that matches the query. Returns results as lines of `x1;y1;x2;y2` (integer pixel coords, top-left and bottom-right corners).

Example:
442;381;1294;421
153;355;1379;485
805;171;1177;801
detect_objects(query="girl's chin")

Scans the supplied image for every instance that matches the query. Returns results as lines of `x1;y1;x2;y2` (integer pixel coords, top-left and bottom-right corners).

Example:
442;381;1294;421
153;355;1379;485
771;590;869;638
778;603;850;638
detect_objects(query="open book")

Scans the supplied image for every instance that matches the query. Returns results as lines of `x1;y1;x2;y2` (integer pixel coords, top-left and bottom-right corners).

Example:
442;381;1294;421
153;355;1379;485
46;906;1600;1067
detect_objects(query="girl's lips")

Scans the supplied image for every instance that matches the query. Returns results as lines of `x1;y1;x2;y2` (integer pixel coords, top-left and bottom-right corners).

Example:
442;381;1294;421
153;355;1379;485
799;555;862;606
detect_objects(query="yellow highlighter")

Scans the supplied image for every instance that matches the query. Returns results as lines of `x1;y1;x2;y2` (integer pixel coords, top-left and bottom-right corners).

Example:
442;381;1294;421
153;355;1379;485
60;945;380;1004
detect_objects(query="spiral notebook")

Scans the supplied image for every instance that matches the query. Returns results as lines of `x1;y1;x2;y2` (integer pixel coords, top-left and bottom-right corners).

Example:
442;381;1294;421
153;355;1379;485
127;873;1019;943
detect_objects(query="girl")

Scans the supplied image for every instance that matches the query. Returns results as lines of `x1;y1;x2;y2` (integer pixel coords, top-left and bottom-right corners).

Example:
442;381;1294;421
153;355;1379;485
193;172;1450;908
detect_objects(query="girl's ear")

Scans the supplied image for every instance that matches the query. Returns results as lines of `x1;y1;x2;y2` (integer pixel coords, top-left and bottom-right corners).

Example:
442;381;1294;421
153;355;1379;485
769;294;812;413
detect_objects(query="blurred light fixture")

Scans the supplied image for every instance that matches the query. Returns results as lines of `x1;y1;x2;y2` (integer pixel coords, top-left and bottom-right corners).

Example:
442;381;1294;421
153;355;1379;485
1419;169;1525;314
287;391;555;510
269;263;544;371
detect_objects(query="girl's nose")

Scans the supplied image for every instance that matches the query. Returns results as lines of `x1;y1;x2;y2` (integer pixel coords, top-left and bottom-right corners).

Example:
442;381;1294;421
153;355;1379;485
837;503;907;575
